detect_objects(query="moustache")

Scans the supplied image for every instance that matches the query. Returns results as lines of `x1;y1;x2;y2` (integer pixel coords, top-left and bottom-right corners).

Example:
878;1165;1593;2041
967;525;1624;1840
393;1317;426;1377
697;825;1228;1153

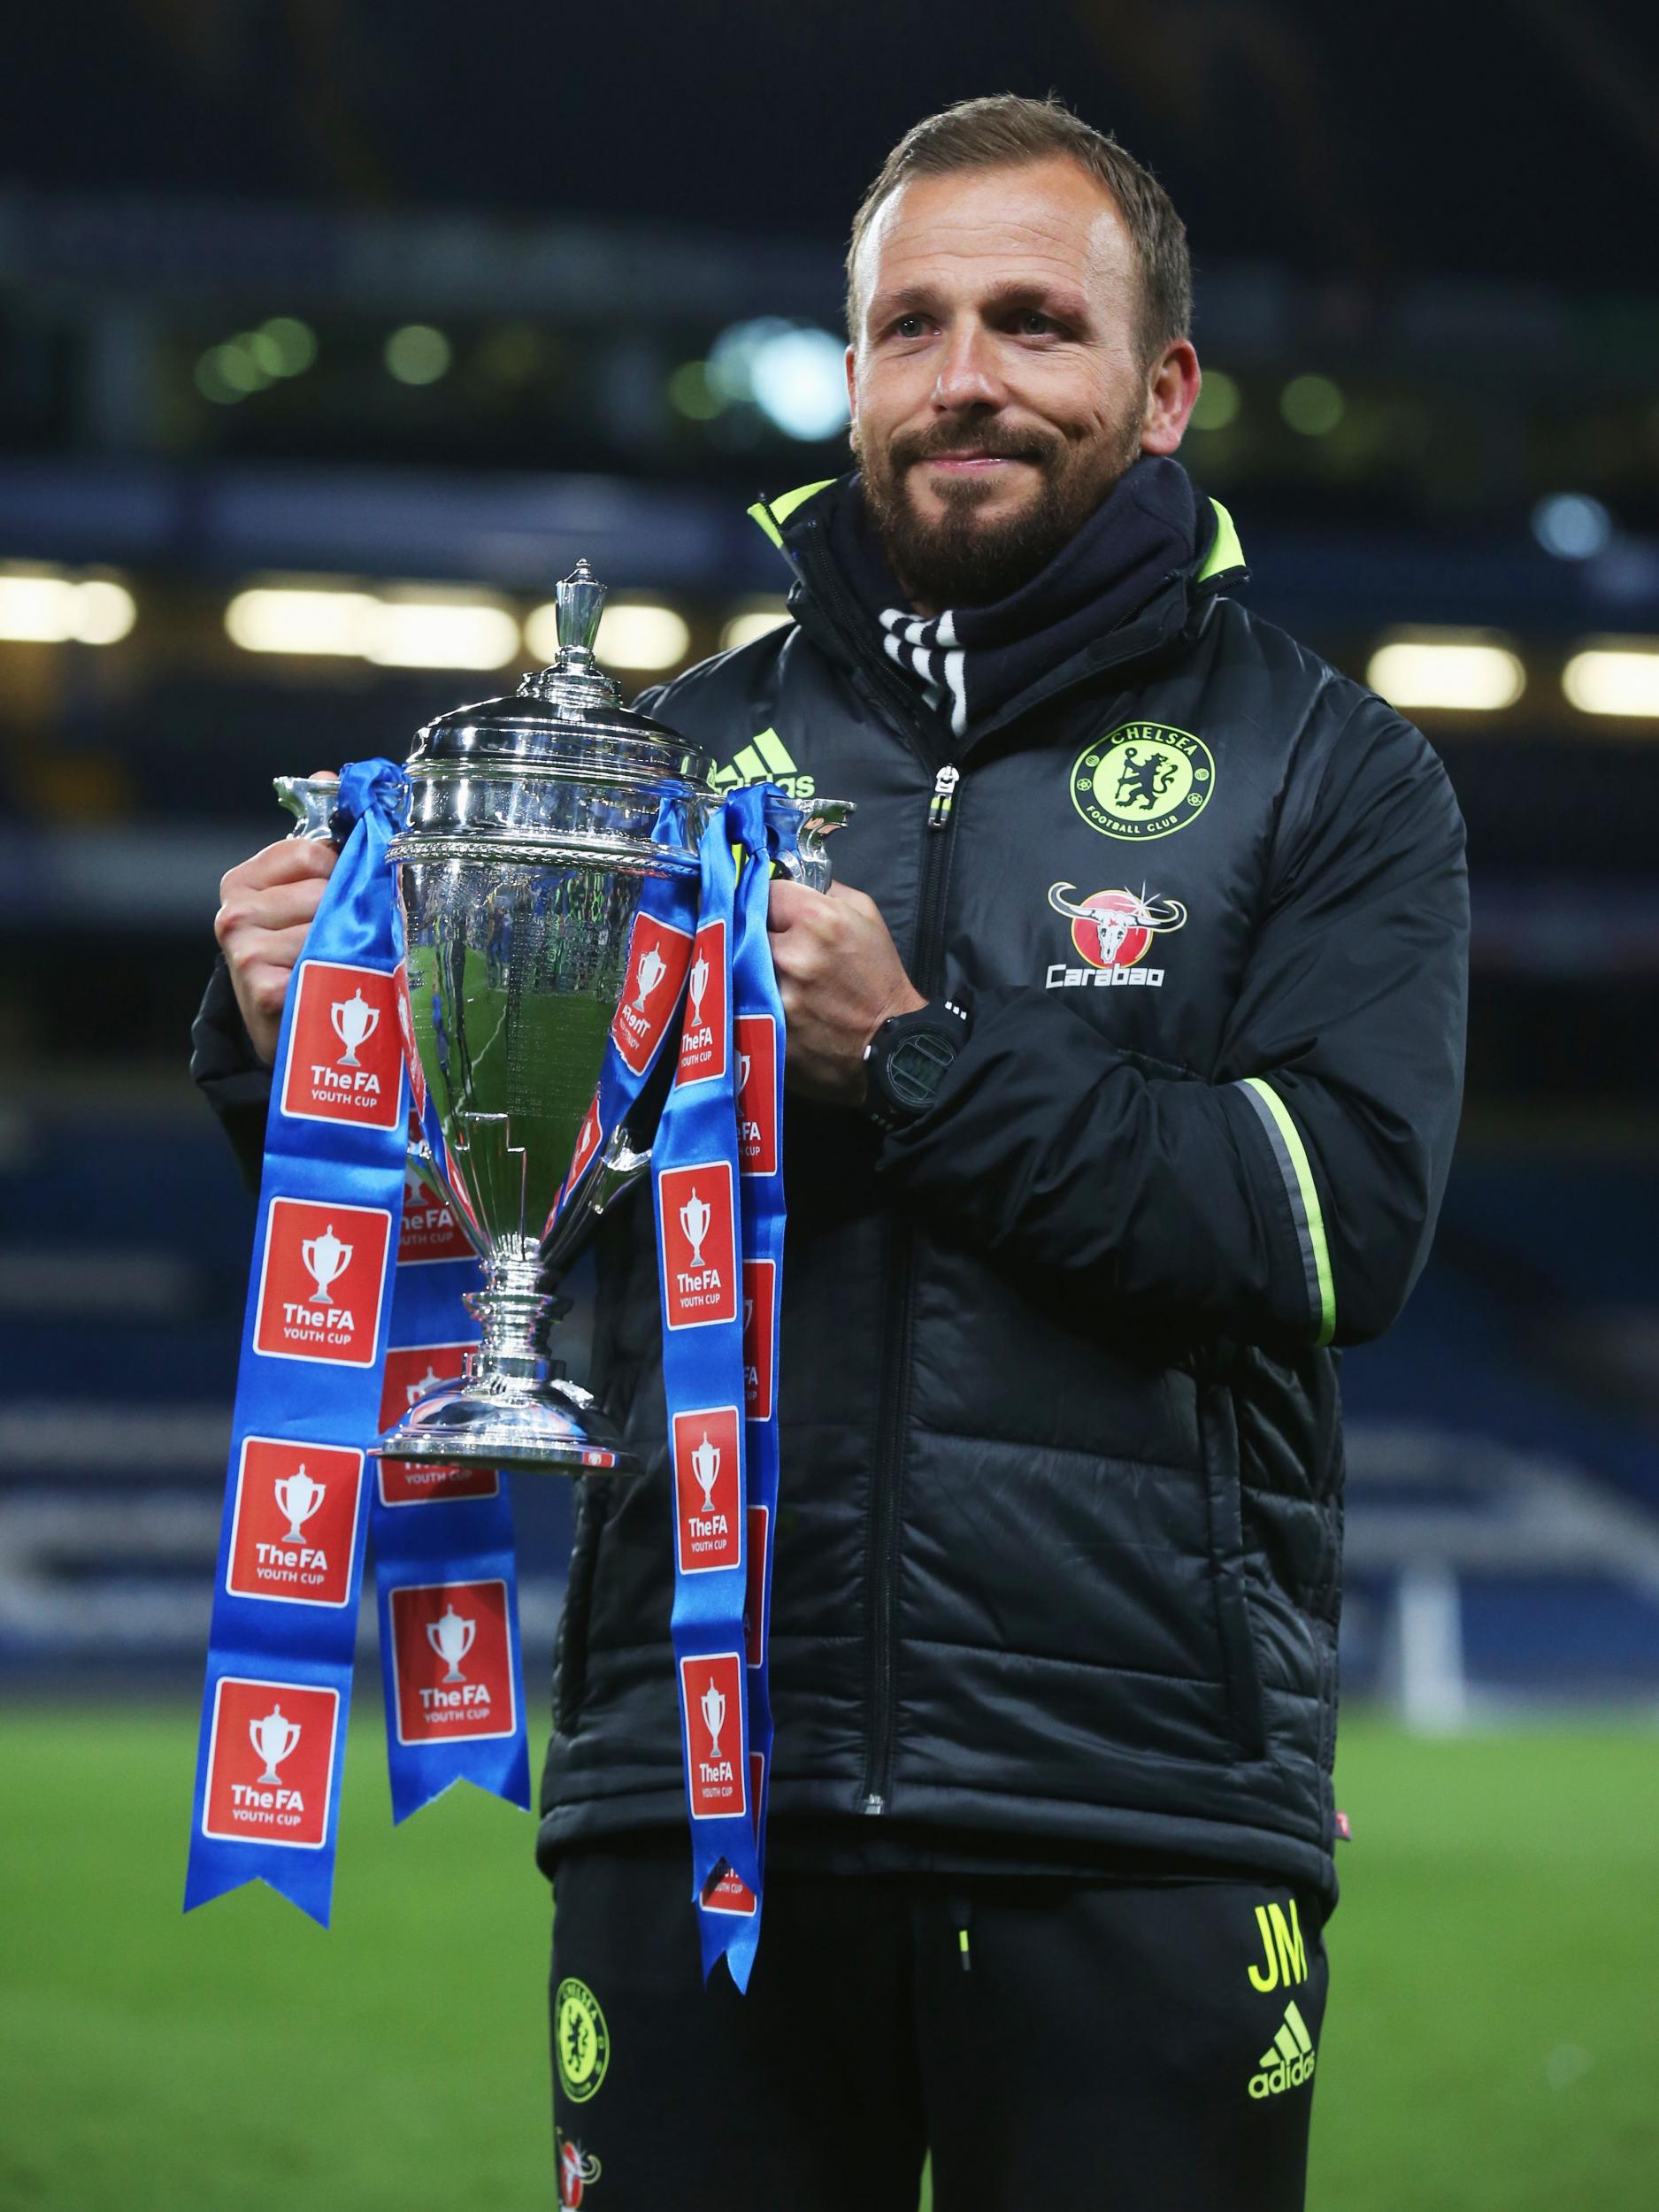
890;426;1059;471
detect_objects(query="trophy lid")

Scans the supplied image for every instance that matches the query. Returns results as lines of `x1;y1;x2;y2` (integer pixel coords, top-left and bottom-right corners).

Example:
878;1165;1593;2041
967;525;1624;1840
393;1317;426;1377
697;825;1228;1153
404;559;712;787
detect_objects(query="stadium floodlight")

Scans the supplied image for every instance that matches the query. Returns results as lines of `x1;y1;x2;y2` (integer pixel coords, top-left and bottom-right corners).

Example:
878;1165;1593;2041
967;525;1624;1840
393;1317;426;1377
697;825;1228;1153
226;587;378;657
526;598;688;671
1279;373;1344;436
710;317;850;442
1189;370;1240;433
1366;634;1526;712
1562;642;1659;719
720;605;792;653
364;600;519;670
1532;493;1611;562
385;325;452;386
0;573;135;645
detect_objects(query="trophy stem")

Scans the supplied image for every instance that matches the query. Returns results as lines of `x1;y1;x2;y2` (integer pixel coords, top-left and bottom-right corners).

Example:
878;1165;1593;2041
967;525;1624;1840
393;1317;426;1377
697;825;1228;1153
463;1259;564;1392
373;1252;636;1475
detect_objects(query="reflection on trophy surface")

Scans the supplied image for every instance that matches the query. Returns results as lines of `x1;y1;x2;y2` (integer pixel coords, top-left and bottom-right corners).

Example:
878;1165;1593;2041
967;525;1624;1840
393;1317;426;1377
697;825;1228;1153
273;1466;325;1544
250;1705;301;1785
330;987;380;1066
406;1364;444;1406
426;1604;477;1682
701;1678;726;1759
282;557;850;1477
301;1225;351;1304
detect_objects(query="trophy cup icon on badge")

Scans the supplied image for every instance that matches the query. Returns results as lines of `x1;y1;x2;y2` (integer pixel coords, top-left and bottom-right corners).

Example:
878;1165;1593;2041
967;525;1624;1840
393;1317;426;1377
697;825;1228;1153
631;942;667;1012
687;949;710;1026
330;987;380;1067
300;1225;351;1305
691;1432;720;1516
273;1464;325;1545
680;1190;711;1269
250;1704;302;1785
426;1603;477;1683
700;1677;726;1760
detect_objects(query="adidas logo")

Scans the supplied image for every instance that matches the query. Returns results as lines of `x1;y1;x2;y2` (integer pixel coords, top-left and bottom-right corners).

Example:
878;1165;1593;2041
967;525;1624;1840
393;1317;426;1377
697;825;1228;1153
710;729;814;800
1248;2000;1317;2100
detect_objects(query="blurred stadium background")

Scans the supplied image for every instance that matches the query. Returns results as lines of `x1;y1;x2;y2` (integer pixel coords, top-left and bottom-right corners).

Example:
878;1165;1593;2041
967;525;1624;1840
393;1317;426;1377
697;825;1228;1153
2;5;1656;2208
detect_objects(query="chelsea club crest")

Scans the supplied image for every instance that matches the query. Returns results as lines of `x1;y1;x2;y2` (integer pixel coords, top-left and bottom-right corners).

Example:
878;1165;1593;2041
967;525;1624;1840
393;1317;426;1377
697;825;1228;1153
1071;722;1215;841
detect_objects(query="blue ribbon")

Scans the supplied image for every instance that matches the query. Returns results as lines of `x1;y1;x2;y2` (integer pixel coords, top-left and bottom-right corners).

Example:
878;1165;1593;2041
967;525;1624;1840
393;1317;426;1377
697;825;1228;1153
649;786;787;1990
188;768;793;1965
185;759;530;1924
557;786;794;1987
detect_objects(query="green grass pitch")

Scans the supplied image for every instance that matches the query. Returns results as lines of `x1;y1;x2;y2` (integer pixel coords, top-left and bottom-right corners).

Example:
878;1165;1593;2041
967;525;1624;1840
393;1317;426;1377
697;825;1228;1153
4;1704;1656;2209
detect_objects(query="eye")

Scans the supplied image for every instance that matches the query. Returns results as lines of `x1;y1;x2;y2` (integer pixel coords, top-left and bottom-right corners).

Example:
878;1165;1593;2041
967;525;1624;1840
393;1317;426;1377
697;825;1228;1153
1014;310;1062;336
891;313;930;340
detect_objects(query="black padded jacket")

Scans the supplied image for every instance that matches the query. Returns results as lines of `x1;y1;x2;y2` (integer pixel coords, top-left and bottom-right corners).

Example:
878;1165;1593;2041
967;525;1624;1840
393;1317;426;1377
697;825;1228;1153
194;477;1468;1906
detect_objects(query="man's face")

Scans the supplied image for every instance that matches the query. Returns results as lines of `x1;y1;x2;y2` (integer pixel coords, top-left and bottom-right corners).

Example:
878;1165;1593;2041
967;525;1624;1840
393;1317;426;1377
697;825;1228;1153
848;157;1187;611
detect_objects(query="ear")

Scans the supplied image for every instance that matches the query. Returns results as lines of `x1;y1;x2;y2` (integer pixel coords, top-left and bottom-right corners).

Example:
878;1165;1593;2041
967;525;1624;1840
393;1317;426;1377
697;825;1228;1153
1141;339;1202;456
845;343;859;442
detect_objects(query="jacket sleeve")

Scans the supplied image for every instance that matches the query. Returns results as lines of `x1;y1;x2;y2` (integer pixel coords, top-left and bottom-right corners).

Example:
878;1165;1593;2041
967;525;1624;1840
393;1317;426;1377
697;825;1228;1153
874;697;1469;1351
190;955;272;1195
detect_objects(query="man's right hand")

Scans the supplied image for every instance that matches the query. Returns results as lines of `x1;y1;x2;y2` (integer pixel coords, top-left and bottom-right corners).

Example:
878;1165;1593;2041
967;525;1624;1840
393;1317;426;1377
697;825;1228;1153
214;831;339;1066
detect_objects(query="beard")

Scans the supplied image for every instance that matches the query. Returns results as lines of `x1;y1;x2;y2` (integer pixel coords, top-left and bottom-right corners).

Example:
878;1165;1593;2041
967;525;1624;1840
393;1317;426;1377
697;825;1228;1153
857;407;1145;610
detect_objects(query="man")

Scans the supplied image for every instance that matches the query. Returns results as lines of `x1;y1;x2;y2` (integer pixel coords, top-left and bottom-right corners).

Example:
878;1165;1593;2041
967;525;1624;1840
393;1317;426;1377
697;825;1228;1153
198;96;1467;2211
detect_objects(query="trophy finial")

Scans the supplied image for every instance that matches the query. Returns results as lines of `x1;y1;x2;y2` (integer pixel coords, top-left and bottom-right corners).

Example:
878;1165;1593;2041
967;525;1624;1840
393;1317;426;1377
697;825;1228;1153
517;557;620;703
555;560;606;663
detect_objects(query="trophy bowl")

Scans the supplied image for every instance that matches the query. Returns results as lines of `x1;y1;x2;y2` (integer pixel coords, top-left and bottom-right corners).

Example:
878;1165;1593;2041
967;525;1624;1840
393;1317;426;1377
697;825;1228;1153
346;560;846;1477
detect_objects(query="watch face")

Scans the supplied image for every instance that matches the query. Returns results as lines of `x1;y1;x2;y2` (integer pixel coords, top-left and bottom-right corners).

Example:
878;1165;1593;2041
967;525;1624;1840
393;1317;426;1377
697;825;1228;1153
888;1029;958;1110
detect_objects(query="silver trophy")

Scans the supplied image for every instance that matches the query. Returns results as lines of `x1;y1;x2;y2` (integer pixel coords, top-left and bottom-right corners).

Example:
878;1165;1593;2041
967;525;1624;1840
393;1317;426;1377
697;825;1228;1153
277;562;847;1477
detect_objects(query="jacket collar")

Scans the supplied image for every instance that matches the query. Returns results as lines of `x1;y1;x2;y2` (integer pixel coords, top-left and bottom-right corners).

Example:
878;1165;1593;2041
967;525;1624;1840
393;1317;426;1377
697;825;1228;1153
749;472;1248;749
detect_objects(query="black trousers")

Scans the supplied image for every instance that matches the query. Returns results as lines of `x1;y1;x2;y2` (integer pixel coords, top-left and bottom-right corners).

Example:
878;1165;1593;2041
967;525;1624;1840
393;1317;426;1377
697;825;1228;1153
549;1838;1329;2211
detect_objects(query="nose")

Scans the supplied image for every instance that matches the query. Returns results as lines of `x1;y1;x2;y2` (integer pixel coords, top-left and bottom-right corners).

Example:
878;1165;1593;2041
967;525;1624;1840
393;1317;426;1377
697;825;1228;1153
932;318;1005;413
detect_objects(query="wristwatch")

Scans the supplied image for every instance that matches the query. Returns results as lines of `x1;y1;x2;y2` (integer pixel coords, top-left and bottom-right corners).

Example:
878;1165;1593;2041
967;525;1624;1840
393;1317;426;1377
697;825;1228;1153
862;998;972;1133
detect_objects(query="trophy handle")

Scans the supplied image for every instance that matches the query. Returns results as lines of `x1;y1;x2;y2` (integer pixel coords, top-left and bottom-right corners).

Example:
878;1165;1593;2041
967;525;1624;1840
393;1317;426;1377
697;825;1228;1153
273;772;342;844
765;795;854;895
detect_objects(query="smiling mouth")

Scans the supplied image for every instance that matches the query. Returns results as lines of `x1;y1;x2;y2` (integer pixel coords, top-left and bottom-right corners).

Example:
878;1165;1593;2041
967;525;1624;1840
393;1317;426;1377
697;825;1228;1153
922;453;1033;468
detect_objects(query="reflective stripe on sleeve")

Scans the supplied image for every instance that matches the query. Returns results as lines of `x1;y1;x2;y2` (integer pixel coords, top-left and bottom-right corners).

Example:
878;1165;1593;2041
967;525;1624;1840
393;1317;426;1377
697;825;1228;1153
1237;1076;1336;1347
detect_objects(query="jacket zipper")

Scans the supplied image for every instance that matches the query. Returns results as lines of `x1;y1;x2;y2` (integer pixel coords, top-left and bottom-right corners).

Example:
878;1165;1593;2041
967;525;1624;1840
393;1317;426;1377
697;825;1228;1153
862;757;961;1814
786;518;966;1819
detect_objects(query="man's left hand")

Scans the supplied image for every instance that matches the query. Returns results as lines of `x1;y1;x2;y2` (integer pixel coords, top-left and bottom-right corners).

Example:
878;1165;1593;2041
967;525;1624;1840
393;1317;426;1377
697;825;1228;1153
768;879;926;1104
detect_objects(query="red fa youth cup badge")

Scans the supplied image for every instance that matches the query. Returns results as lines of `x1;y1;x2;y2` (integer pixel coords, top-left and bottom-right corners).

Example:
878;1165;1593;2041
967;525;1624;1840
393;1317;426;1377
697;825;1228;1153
280;961;404;1132
397;1160;473;1264
703;1753;766;1916
254;1198;391;1366
202;1676;339;1849
672;1405;741;1572
675;919;728;1086
389;1579;516;1744
680;1651;747;1817
1044;882;1187;991
734;1014;778;1176
226;1437;364;1607
741;1258;776;1419
611;913;693;1076
658;1164;738;1330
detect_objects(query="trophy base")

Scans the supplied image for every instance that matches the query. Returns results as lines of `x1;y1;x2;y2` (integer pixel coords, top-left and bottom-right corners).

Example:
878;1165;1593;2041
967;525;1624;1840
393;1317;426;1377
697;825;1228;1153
372;1378;640;1477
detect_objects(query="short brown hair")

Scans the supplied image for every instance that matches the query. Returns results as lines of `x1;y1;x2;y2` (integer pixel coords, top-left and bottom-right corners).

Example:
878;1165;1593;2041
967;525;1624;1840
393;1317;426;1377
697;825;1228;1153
845;94;1191;364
